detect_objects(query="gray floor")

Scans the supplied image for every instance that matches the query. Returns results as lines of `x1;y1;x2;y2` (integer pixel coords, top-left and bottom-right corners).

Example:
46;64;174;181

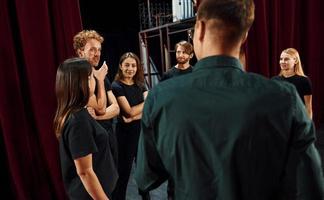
126;162;168;200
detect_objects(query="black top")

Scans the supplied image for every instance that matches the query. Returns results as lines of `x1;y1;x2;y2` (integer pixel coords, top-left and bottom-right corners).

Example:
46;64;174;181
59;108;118;200
95;76;113;129
135;55;324;200
161;65;193;81
111;81;147;127
272;75;312;104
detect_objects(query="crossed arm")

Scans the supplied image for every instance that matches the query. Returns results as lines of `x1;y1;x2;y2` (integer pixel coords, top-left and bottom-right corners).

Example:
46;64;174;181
118;91;148;123
89;90;120;120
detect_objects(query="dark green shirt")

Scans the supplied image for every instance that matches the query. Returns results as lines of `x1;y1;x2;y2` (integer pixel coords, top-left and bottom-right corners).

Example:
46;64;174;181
135;56;324;200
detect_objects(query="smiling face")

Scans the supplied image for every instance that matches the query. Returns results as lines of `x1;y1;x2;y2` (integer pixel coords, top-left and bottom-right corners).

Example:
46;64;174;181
78;39;101;67
280;52;296;73
119;57;137;79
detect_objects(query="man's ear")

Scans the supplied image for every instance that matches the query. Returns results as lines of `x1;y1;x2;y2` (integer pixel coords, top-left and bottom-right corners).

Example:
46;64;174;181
196;20;206;42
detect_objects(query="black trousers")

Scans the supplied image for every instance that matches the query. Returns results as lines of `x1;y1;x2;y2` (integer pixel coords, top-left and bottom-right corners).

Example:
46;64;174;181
112;124;150;200
167;179;175;200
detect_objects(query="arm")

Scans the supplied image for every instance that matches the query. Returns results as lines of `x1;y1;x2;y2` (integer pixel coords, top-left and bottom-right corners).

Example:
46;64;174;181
143;91;148;100
116;96;144;118
303;95;313;119
74;154;109;200
284;91;324;199
92;90;120;120
122;113;142;123
87;63;108;115
121;91;148;122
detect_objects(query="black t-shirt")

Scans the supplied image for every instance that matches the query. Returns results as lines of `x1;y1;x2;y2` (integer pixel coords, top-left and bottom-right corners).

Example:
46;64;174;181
59;108;118;200
111;81;147;127
161;65;193;81
272;75;312;104
95;76;113;129
94;76;119;170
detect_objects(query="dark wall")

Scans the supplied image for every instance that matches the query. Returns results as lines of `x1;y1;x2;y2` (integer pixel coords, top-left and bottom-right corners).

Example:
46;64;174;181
79;0;141;81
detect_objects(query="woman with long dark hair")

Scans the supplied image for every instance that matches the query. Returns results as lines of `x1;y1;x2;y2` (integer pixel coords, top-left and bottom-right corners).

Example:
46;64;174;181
111;52;149;200
54;57;118;200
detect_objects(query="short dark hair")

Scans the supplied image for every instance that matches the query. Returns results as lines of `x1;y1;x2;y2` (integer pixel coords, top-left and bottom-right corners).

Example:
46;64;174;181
197;0;255;41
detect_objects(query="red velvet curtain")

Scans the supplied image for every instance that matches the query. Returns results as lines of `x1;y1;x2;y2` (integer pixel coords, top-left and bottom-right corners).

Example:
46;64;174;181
0;0;82;199
0;0;323;199
246;0;324;126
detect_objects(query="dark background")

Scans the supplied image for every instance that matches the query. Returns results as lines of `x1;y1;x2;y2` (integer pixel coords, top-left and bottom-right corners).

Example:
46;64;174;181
0;0;323;199
79;0;142;81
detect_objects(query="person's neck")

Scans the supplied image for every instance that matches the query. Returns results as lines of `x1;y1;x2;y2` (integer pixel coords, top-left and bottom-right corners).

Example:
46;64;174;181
121;77;134;85
282;70;296;78
200;41;240;60
176;63;190;70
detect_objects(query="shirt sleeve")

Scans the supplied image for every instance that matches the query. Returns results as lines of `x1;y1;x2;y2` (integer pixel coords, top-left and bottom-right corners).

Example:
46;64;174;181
303;77;312;95
68;117;98;159
104;76;112;91
160;71;170;81
283;88;324;199
134;91;169;192
111;81;125;97
142;84;148;93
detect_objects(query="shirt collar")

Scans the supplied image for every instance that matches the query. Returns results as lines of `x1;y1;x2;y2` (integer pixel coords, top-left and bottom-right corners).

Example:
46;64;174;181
193;55;243;72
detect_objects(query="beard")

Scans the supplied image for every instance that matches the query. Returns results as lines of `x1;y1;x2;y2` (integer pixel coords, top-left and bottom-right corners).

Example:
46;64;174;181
176;57;189;65
89;56;100;67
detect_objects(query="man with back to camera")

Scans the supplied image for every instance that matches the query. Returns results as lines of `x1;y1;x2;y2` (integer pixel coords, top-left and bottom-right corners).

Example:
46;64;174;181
161;40;194;81
134;0;324;199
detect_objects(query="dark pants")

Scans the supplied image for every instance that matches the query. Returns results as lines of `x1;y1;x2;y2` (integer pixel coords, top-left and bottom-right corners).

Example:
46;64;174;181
97;121;119;168
167;179;175;200
112;124;150;200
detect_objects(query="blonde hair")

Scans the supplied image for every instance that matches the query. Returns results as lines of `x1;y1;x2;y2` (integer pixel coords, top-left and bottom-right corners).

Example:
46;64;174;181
279;48;306;77
73;30;104;54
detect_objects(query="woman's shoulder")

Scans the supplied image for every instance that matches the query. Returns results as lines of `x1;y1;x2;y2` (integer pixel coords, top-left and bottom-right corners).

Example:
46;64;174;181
61;108;93;137
67;108;91;125
111;80;123;88
293;75;311;83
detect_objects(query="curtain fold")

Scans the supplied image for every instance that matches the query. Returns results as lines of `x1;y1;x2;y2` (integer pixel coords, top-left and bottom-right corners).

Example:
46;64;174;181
247;0;324;126
0;0;82;199
0;0;323;199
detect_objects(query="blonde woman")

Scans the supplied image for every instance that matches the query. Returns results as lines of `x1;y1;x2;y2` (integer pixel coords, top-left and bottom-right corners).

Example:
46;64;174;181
273;48;313;119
